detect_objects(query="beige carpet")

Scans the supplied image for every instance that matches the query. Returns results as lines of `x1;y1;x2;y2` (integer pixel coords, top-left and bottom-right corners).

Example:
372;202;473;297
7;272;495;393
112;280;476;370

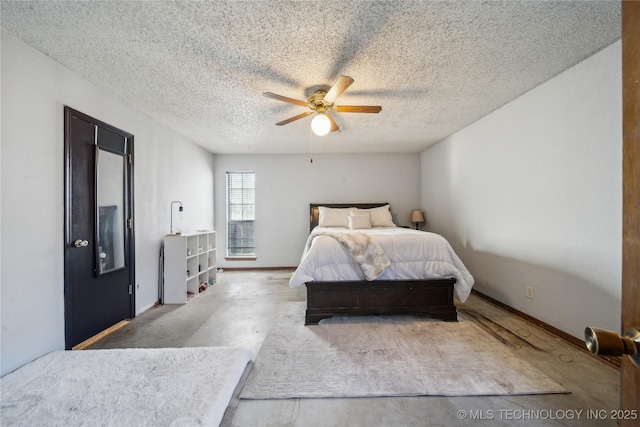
240;303;567;399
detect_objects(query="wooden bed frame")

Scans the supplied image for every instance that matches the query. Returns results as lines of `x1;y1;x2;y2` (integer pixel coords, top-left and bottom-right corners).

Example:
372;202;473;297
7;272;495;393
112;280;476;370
304;203;458;325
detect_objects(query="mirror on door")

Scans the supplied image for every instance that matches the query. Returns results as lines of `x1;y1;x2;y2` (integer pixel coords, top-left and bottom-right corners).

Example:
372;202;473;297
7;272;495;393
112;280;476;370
96;148;126;274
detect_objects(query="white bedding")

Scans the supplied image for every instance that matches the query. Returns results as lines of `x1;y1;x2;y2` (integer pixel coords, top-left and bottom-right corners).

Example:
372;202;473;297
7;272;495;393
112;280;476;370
289;227;474;302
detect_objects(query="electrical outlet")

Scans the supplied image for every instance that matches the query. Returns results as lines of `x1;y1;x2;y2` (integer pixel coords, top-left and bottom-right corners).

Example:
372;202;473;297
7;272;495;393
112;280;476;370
526;286;534;299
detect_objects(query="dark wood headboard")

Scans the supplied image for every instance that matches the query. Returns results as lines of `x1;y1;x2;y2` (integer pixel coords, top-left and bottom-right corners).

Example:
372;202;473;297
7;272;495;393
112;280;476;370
309;203;389;232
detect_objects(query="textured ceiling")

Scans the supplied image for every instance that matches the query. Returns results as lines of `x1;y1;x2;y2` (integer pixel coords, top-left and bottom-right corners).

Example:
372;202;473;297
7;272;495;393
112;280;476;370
1;1;620;154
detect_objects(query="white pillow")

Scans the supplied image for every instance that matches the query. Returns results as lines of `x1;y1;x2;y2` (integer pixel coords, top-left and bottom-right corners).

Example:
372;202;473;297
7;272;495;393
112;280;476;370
357;205;395;227
348;213;372;230
318;206;355;227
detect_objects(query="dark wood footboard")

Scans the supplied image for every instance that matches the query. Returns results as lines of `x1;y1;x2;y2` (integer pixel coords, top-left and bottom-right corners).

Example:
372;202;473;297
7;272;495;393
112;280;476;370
304;277;457;325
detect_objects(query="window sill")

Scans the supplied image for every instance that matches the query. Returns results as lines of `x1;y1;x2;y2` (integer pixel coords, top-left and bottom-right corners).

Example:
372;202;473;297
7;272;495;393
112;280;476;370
225;256;257;261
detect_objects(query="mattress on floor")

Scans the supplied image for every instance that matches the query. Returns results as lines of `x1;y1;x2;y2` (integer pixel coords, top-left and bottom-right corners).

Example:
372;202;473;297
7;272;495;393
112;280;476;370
1;346;253;427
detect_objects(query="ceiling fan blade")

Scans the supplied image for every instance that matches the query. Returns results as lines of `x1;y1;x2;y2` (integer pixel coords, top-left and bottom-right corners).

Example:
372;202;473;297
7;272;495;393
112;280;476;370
275;111;313;126
333;105;382;113
326;112;340;132
323;75;354;104
263;92;308;107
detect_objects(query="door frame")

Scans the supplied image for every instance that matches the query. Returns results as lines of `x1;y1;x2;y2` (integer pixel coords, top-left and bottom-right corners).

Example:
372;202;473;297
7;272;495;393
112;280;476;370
63;107;136;348
621;1;640;419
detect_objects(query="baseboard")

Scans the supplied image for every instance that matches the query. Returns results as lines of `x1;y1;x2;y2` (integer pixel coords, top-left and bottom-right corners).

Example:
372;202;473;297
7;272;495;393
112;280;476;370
471;289;621;369
136;300;157;316
219;266;297;272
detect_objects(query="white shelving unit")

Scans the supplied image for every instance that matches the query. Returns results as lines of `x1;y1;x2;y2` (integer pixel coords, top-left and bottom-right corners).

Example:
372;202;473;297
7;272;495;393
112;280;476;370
163;231;217;304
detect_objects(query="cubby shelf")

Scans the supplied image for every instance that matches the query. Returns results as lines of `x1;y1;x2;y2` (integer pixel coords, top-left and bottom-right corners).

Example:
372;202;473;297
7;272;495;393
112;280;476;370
163;231;217;304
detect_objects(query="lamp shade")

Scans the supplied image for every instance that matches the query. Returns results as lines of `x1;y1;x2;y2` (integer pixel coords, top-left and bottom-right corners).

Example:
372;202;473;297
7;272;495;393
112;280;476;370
311;113;331;136
410;209;425;223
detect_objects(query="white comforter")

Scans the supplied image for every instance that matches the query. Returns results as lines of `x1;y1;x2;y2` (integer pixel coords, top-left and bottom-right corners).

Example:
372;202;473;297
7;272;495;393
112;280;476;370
289;227;474;302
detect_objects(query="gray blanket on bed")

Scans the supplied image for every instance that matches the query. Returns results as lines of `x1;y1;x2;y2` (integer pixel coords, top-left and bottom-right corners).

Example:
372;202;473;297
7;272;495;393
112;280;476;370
307;229;391;280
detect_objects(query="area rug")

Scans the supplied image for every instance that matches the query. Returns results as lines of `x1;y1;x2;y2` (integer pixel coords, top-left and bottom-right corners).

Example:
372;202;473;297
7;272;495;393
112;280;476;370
1;346;253;427
240;303;567;399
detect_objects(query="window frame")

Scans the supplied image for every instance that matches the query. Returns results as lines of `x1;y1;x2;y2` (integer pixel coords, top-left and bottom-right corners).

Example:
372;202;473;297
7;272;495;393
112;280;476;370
225;171;256;260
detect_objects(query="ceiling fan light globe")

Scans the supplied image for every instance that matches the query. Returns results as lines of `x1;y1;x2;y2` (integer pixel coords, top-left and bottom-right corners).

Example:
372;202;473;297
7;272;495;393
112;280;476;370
311;113;331;136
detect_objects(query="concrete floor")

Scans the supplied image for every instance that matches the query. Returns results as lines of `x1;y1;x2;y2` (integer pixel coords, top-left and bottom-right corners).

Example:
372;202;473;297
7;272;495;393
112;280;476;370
90;270;620;427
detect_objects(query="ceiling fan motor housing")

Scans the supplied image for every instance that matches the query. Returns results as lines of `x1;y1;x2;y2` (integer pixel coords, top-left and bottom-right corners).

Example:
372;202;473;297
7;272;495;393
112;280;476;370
308;90;332;113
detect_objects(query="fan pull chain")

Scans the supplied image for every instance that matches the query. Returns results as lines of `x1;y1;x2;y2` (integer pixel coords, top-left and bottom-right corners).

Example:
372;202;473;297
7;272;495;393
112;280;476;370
309;126;314;163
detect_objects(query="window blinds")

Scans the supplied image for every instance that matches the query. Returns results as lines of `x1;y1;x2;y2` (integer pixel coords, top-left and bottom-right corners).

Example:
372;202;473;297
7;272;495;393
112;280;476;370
226;172;255;256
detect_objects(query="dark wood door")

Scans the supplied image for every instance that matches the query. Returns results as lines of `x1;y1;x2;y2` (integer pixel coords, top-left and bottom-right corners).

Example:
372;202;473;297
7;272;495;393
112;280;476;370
64;107;135;349
621;1;640;420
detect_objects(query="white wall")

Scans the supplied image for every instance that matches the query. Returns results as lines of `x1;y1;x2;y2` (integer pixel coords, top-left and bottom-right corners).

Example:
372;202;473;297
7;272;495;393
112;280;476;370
214;154;421;268
1;32;215;375
420;42;622;339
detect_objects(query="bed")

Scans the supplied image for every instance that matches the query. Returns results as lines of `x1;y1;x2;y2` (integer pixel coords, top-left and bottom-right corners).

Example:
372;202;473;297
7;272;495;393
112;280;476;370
289;203;474;324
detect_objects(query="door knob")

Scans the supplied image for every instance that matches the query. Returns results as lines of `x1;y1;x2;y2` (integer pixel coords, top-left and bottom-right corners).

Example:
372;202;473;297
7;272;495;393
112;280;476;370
74;239;89;248
584;326;640;367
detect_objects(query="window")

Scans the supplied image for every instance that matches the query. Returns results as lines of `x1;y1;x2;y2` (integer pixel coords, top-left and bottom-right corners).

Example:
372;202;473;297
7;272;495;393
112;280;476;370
226;172;255;258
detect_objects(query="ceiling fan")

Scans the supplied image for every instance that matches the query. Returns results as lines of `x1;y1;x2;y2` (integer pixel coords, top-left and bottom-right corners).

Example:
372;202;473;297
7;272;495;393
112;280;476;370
263;75;382;136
